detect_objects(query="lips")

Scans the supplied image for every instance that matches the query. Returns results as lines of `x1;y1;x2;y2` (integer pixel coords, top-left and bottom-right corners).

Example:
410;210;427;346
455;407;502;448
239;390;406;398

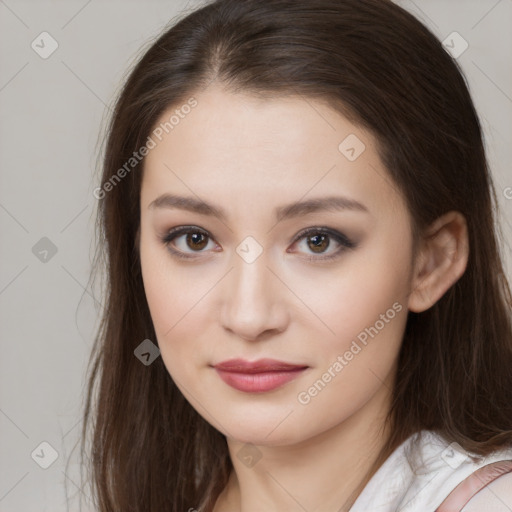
213;358;308;392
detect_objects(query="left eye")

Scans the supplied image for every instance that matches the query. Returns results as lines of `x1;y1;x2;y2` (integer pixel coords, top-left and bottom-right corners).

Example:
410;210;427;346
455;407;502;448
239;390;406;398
290;227;357;261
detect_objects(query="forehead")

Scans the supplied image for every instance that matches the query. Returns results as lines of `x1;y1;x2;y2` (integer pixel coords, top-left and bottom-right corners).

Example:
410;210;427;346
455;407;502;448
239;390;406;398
141;86;406;220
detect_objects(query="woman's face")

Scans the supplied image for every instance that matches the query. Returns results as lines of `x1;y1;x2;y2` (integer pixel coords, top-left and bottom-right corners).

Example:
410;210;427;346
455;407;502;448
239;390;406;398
139;85;415;446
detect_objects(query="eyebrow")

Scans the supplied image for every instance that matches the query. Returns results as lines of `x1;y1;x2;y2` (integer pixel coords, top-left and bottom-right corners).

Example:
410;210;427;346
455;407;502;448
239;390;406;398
148;193;370;222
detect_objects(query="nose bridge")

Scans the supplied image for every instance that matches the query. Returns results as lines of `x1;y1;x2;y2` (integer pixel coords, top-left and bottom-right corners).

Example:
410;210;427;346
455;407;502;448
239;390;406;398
220;246;287;340
233;249;271;304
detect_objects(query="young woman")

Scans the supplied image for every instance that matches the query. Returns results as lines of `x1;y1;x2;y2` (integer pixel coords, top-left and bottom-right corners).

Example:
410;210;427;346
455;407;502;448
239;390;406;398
82;0;512;510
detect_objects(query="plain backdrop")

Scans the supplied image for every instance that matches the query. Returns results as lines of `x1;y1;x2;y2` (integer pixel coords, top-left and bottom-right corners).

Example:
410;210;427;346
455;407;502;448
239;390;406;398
0;0;511;510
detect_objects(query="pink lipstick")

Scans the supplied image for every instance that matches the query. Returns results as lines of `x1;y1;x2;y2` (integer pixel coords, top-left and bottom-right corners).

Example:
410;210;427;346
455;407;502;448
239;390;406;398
213;358;308;393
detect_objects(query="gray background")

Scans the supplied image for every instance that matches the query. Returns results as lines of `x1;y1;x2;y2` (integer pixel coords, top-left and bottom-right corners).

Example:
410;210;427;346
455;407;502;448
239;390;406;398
0;1;511;510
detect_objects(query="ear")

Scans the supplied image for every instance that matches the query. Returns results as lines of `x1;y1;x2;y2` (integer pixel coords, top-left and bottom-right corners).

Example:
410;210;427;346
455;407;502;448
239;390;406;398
408;211;469;313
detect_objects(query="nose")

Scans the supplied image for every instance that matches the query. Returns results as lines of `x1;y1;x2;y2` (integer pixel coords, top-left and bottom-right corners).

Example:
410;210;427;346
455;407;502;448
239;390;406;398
220;251;289;342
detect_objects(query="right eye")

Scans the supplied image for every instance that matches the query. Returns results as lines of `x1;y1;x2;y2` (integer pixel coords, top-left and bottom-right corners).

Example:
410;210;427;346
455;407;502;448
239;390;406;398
161;226;219;259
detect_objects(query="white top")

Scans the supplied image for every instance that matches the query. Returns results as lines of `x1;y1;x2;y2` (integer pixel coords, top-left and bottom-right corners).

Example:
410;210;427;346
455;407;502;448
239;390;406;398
350;429;512;511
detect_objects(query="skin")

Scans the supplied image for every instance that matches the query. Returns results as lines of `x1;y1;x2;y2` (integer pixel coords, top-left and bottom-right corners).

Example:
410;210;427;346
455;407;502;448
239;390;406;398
138;84;469;511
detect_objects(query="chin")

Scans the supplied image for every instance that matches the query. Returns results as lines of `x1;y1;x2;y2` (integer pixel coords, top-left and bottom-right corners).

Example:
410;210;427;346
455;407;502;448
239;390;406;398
228;430;298;447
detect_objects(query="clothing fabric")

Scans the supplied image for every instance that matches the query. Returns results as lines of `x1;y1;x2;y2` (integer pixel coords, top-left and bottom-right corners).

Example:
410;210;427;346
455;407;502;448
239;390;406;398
349;430;512;511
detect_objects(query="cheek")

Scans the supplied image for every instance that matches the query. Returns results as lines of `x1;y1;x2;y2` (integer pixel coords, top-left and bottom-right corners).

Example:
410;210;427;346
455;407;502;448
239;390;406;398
139;238;228;396
300;283;406;400
142;268;200;340
140;226;199;331
139;235;198;368
290;290;407;440
142;270;205;390
292;240;411;353
288;235;411;418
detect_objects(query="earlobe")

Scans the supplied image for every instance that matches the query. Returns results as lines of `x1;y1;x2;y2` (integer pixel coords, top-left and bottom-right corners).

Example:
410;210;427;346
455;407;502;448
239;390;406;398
407;211;469;313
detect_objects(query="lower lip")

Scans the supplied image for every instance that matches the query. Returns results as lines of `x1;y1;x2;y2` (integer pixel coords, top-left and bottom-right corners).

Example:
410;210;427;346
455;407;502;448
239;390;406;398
214;368;307;393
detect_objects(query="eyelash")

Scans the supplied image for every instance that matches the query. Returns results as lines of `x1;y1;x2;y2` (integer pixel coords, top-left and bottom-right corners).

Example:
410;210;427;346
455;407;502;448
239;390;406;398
160;225;357;262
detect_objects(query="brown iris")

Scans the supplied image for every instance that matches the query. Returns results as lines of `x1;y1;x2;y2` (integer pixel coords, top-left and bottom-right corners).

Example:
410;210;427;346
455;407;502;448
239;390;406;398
187;232;208;251
307;233;329;253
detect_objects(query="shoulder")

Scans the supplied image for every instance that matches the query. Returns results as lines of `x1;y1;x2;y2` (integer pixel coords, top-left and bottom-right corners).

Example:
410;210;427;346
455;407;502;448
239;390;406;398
461;471;512;511
432;444;512;512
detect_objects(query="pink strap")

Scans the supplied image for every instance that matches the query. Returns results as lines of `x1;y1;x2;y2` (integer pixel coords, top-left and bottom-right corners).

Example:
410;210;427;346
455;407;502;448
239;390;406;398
435;459;512;512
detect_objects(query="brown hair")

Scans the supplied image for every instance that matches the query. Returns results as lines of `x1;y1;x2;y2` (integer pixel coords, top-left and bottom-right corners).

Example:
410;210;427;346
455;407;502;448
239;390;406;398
81;0;512;510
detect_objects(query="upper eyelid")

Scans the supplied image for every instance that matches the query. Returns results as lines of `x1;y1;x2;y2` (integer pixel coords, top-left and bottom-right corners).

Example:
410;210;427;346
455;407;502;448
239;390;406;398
292;226;350;241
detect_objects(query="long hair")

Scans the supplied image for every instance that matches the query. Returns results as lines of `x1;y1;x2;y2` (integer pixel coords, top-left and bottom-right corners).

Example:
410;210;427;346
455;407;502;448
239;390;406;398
81;0;512;510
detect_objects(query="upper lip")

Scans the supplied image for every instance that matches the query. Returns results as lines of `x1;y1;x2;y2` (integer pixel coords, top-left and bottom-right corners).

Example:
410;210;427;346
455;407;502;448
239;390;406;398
213;358;308;373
